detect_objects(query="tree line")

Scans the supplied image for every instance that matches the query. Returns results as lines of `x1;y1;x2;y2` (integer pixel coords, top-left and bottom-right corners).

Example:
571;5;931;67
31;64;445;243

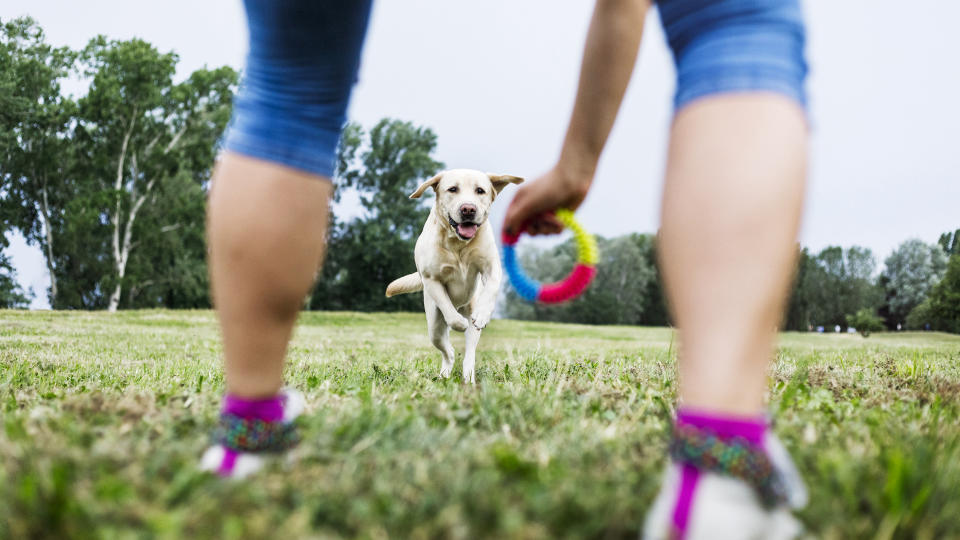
2;19;957;334
1;17;235;310
0;18;438;313
502;231;960;334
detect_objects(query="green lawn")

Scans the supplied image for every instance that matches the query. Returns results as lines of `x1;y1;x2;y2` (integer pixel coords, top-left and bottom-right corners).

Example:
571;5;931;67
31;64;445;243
1;310;959;539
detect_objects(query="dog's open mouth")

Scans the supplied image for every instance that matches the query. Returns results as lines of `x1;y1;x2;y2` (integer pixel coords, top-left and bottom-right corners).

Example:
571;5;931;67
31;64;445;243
448;215;479;240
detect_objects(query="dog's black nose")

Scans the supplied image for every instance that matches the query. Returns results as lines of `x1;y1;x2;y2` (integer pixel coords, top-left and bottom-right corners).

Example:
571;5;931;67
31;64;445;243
460;204;477;221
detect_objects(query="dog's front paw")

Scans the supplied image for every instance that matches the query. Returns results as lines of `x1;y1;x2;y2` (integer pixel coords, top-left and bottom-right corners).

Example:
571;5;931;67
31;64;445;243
447;314;469;332
471;311;492;330
439;365;452;379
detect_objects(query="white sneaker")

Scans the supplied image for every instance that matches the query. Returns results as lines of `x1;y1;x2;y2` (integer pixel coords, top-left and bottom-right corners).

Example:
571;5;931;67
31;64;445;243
199;388;305;478
642;434;807;540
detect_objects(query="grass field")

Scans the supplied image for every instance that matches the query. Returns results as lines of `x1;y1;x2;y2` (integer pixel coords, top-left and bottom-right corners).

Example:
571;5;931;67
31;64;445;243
1;310;959;539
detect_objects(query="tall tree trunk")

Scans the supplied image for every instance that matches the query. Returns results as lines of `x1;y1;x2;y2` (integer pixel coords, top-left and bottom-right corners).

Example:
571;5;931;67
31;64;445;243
107;112;137;312
107;108;187;312
38;184;58;306
107;276;123;311
107;114;183;312
108;176;154;312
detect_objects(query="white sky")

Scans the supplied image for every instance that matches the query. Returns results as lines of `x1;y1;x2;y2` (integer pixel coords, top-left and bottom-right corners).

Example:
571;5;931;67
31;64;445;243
4;0;959;309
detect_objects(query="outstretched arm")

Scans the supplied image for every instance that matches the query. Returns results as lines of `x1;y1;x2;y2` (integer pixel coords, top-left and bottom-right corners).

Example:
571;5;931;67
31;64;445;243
503;0;651;235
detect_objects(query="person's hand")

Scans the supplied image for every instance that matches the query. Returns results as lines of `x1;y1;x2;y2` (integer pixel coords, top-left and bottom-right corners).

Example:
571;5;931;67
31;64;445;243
503;164;592;236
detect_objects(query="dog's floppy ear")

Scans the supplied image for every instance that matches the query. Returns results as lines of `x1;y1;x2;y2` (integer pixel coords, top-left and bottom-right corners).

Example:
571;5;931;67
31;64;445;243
409;172;444;199
488;173;524;195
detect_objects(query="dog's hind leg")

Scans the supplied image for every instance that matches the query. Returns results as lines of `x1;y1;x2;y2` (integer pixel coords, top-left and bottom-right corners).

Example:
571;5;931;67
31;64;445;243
426;302;455;379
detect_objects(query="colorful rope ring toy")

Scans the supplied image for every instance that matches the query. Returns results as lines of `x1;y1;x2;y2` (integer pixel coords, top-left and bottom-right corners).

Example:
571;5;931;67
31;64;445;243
502;209;598;304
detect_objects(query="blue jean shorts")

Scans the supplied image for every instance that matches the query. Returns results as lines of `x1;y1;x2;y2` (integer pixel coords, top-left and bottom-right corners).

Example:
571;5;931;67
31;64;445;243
223;0;373;179
223;0;808;178
657;0;809;110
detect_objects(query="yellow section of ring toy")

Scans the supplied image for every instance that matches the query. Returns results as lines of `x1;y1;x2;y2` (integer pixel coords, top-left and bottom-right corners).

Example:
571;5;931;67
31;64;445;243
554;209;599;266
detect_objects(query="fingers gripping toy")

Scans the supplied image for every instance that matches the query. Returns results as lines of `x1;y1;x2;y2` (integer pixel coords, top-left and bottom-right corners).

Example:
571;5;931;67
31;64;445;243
501;209;598;304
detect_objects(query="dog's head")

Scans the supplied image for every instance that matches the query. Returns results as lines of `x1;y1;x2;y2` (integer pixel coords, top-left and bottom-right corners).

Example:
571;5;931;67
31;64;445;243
410;169;523;241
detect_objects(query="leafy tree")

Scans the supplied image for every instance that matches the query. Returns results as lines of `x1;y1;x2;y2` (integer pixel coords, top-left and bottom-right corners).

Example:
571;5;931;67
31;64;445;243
0;17;77;306
907;255;960;334
0;248;31;308
938;229;960;256
76;37;236;310
120;170;210;308
846;308;884;337
2;20;235;310
784;246;815;330
929;255;960;333
880;239;947;327
906;299;933;331
310;119;443;312
784;245;883;331
637;233;670;326
811;246;882;329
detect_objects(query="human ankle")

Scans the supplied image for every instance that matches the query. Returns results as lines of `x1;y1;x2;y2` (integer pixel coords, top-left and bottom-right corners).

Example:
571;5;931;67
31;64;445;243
223;393;285;422
675;407;767;446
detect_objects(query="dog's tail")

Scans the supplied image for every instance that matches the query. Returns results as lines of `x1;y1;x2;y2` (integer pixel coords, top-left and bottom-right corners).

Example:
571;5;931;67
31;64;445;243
386;272;423;297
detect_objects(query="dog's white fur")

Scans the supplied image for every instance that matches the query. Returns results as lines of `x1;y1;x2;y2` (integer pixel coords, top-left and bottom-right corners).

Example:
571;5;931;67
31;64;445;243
386;169;523;384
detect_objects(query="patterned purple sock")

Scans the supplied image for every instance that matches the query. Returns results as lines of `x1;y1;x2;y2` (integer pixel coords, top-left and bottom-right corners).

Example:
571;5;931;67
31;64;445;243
671;408;768;539
676;408;766;446
223;394;285;422
217;394;285;475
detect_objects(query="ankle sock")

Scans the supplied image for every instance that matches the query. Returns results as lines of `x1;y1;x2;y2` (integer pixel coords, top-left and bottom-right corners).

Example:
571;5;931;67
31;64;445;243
676;408;767;446
213;393;298;476
669;408;778;537
223;394;285;422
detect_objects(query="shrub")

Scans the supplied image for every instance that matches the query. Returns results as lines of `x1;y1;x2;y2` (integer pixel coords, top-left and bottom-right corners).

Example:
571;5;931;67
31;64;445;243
846;308;885;337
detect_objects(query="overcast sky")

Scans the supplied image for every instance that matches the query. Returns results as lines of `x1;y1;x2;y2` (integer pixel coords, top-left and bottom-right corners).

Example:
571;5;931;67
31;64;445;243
4;0;959;309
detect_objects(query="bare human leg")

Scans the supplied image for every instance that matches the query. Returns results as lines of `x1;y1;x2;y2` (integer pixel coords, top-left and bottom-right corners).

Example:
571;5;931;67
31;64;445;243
207;153;333;399
643;93;809;539
658;94;807;416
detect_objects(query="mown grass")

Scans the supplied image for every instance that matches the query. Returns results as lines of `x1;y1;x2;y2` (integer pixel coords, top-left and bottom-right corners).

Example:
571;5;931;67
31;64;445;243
1;310;959;539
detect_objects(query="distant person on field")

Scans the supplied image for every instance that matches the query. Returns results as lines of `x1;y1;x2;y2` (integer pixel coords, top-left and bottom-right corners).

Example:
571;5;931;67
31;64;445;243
203;0;810;538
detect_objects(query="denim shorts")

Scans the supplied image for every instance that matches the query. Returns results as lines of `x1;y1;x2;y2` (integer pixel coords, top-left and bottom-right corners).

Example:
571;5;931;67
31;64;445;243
223;0;373;179
223;0;808;178
657;0;809;111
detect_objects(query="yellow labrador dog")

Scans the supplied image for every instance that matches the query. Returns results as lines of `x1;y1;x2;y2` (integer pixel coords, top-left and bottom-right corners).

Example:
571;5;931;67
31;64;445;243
385;169;523;384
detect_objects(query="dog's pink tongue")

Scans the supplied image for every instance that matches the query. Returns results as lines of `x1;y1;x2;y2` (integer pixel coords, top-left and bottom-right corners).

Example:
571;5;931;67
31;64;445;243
457;223;478;239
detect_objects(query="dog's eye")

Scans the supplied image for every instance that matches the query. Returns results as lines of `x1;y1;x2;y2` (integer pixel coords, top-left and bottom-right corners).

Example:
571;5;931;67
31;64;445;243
447;186;459;193
476;188;486;195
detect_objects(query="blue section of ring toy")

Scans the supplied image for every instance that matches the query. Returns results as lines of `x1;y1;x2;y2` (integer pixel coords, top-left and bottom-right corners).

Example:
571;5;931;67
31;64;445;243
502;244;540;302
